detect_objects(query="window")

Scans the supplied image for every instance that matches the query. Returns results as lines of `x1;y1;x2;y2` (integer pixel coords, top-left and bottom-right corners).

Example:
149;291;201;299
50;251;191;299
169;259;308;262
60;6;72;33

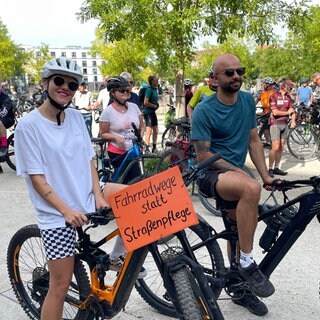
50;52;56;57
92;60;97;67
72;52;77;58
61;52;66;57
82;52;87;58
94;76;98;82
92;68;97;75
36;51;41;58
83;68;88;75
82;61;87;67
83;77;88;83
92;53;96;58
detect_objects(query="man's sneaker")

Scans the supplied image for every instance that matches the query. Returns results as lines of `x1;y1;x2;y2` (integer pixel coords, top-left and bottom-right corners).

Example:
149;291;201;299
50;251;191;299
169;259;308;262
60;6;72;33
273;168;288;176
268;169;274;178
232;291;268;316
239;262;275;298
0;165;3;174
0;146;7;158
109;256;147;279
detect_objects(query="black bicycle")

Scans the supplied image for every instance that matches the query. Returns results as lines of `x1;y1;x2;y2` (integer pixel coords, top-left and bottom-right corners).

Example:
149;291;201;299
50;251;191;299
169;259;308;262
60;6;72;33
135;175;320;318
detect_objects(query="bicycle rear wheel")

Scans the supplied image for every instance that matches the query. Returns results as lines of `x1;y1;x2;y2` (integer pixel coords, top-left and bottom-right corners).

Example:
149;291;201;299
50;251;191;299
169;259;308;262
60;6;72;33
135;220;225;317
287;124;318;160
161;126;177;149
6;133;16;171
156;149;186;173
7;224;91;320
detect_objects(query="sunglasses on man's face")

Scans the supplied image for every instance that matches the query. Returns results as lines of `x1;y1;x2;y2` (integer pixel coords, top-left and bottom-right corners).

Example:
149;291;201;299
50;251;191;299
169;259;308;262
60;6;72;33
218;67;246;77
116;89;130;94
52;76;79;91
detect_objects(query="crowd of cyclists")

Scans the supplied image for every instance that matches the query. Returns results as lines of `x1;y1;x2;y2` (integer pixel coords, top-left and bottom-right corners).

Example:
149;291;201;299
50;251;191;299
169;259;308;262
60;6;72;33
2;54;320;319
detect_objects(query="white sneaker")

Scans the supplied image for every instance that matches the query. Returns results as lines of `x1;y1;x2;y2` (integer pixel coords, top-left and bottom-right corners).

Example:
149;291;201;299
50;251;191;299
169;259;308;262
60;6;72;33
109;256;147;279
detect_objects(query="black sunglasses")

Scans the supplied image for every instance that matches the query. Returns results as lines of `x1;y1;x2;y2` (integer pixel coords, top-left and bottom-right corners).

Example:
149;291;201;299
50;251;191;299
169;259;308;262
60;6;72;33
116;89;130;94
218;67;246;77
52;76;79;91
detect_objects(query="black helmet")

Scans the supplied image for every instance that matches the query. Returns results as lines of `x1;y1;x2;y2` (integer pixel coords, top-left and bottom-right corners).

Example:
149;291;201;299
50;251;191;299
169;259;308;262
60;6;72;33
106;76;129;92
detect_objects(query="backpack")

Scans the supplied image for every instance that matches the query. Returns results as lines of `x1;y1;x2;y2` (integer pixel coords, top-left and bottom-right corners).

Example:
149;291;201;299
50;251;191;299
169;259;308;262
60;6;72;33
139;86;152;108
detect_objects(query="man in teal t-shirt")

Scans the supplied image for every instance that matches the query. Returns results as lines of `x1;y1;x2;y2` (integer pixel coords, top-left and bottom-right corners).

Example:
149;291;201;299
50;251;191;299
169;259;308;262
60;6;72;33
143;75;159;153
192;53;276;317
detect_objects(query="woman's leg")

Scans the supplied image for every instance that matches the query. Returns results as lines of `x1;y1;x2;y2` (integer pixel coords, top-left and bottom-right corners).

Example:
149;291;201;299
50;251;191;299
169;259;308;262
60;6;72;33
41;256;74;320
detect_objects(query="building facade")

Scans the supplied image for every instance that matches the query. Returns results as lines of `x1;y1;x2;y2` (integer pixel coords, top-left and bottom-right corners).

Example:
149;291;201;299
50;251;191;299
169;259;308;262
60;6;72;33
24;45;105;92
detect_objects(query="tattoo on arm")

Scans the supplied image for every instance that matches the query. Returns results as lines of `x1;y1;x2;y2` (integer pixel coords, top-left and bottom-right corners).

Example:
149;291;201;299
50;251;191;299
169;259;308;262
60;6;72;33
44;190;52;197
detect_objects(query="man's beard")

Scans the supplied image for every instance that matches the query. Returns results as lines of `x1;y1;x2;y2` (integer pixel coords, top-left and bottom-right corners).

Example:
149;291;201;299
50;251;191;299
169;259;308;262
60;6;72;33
221;79;243;93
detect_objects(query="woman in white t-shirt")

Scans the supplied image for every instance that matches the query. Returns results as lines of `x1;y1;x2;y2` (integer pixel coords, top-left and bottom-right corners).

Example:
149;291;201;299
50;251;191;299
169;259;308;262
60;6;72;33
14;57;127;320
99;76;145;183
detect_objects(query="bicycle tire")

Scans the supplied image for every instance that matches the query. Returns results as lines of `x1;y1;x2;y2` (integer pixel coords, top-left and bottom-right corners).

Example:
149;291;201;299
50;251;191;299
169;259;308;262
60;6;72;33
6;133;16;171
287;125;318;160
161;126;177;149
135;221;225;317
155;148;187;173
7;224;91;320
171;267;209;320
198;165;256;217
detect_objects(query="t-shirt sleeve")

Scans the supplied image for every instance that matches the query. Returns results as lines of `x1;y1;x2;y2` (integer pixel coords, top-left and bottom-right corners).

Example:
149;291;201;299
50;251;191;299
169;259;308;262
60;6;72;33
191;105;212;142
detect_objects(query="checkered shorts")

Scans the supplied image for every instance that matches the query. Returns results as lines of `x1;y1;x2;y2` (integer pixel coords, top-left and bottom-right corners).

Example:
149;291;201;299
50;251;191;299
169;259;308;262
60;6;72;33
40;226;76;261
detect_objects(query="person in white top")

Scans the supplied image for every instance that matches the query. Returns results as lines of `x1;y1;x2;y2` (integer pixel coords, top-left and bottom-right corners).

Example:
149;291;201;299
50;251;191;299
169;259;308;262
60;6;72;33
14;57;126;320
92;75;111;111
73;81;94;137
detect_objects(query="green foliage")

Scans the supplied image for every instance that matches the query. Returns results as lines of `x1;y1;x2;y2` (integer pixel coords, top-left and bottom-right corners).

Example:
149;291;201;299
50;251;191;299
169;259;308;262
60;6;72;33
0;21;28;82
24;44;51;85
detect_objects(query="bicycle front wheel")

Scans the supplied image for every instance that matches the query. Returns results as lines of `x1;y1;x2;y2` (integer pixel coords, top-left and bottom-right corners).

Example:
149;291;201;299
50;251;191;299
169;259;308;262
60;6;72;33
7;224;91;320
287;124;318;160
6;133;16;171
172;267;210;320
135;220;225;317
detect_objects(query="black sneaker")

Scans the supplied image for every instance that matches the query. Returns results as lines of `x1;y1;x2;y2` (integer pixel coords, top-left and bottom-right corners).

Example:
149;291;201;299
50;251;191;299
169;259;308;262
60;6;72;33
268;169;274;178
273;168;287;176
232;292;268;316
0;146;7;158
0;165;3;174
239;262;275;298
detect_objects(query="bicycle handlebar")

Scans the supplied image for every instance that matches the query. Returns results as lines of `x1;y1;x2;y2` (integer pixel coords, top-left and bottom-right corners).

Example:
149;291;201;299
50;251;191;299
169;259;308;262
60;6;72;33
65;207;114;228
182;153;221;186
264;175;320;191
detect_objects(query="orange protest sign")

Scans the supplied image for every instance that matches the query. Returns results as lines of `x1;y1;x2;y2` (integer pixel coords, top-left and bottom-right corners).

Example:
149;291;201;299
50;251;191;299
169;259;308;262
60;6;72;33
109;166;198;252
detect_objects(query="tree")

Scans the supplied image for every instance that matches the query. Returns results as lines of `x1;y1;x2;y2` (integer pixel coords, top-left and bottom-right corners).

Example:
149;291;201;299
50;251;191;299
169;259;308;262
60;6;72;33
78;0;310;116
0;20;27;83
24;44;51;85
90;36;152;82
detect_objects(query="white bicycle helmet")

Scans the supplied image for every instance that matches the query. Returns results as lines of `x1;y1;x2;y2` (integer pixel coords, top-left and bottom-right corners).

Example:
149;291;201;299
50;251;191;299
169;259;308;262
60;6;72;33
184;78;193;86
41;57;83;84
262;77;275;85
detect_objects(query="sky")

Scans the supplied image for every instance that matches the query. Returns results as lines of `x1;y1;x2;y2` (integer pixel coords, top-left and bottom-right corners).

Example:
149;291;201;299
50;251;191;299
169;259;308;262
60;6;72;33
0;0;318;49
0;0;98;47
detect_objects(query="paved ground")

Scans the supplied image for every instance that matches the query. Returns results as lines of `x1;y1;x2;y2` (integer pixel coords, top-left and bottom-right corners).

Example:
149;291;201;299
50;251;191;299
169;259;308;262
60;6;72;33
1;105;320;319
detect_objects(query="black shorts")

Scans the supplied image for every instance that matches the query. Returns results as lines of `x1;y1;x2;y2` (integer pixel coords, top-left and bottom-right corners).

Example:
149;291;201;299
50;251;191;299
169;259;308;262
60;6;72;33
198;169;238;210
144;113;158;127
0;108;15;129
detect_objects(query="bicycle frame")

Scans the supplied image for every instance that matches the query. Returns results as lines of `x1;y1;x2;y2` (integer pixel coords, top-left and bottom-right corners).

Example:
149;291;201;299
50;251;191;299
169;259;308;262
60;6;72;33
202;178;320;294
74;218;224;319
258;187;320;277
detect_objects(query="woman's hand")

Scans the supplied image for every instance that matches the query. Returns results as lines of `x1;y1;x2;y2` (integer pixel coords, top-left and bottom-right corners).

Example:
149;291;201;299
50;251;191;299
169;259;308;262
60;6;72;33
115;136;126;149
64;209;88;227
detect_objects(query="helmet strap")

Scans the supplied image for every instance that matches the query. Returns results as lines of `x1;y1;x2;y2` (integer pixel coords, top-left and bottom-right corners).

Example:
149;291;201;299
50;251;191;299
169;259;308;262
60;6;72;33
46;91;71;125
111;91;129;106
